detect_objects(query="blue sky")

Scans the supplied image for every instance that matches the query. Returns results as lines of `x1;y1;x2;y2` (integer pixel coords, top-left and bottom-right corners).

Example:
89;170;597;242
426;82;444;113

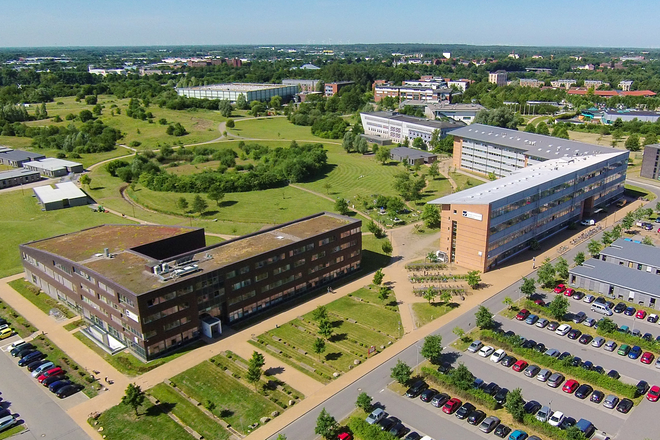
2;0;659;48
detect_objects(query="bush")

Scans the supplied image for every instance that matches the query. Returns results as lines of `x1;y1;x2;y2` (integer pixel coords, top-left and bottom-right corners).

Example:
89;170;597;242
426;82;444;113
422;367;498;410
347;416;398;440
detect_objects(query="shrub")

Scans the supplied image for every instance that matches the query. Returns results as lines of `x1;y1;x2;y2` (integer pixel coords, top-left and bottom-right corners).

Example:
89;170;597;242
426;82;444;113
421;367;497;410
347;416;398;440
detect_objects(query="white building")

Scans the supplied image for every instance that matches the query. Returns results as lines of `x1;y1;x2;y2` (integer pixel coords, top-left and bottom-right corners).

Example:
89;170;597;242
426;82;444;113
488;71;508;87
23;158;84;178
618;80;633;91
584;80;604;89
519;79;544;88
550;79;577;89
176;84;298;103
360;111;464;145
33;182;89;211
425;103;485;125
448;80;470;92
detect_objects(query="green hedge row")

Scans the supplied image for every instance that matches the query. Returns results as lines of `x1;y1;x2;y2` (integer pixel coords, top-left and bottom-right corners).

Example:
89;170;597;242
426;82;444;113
522;414;586;440
481;330;637;398
421;367;498;410
347;416;398;440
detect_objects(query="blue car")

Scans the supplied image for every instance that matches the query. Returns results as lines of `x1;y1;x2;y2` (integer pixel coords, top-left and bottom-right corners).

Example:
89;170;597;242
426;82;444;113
525;314;539;325
624;307;636;316
509;430;529;440
628;346;642;359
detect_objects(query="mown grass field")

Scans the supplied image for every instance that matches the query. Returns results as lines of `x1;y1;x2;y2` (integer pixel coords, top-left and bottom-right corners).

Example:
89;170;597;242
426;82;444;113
412;301;460;328
0;190;135;278
228;116;321;141
171;361;279;434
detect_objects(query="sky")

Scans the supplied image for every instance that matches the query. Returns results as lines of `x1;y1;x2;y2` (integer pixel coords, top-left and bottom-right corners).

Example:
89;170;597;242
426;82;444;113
2;0;660;48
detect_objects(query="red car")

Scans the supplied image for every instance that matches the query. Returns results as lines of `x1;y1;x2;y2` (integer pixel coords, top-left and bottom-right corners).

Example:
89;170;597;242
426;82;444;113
338;433;353;440
636;309;647;319
647;385;660;402
641;352;655;364
562;379;579;394
534;299;545;306
38;367;64;383
563;288;575;297
512;360;529;372
554;284;566;293
516;309;530;321
442;397;462;414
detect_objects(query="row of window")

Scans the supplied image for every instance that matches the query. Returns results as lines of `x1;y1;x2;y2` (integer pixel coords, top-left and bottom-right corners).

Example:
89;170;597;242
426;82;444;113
146;285;194;307
143;302;190;324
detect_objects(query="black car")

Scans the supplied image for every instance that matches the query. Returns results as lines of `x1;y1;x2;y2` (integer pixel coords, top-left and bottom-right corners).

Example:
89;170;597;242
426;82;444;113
559;417;577;430
431;392;450;408
48;379;72;393
636;380;650;396
501;356;517;367
558;351;572;361
649;315;660;323
578;334;593;345
0;408;9;419
419;388;437;403
606;301;615;310
504;330;516;338
455;402;476;419
483;382;501;396
616;398;634;414
404;433;421;440
575;384;594;399
607;370;620;379
389;423;409;438
642;333;653;341
56;384;83;399
494;388;509;405
571;291;585;300
10;343;34;357
26;359;50;372
523;400;542;415
567;329;582;340
570;356;582;367
378;416;400;432
533;343;547;353
581;360;594;371
18;350;44;367
591;390;605;403
624;306;636;316
405;380;428;398
593;365;604;375
42;374;67;387
521;340;536;349
467;409;486;425
494;424;512;438
547;321;559;331
614;302;627;313
436;363;453;374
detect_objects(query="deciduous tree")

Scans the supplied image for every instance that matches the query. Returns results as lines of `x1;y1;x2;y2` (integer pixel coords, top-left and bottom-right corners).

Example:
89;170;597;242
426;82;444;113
520;277;536;298
574;252;586;266
537;258;556;288
176;197;189;212
390;359;412;385
356;392;373;412
313;337;326;360
421;335;443;363
373;268;384;285
314;408;339;440
587;239;602;257
334;198;350;215
548;295;569;320
312;305;328;322
465;270;481;289
122;383;146;416
318;318;333;340
207;185;225;207
505;388;525;422
555;257;569;280
375;146;391;164
421;204;440;229
475;306;494;329
192;195;208;215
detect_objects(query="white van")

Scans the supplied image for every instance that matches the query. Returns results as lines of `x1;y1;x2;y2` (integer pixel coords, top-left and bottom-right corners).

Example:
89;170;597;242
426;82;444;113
591;302;613;316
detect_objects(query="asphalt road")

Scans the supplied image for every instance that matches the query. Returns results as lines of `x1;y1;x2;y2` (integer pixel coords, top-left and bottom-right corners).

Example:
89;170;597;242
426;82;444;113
0;339;90;440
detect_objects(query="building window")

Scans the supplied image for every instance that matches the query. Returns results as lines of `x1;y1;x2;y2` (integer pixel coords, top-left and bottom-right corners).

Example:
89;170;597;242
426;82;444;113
255;272;268;282
294;259;305;268
226;270;236;279
239;265;250;274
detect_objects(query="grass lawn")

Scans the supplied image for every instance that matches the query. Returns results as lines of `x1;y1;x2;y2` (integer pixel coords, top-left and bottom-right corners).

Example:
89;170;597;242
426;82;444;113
0;299;36;338
0;425;25;439
419;176;454;203
625;183;657;201
73;331;205;377
63;319;85;331
324;296;402;337
0;190;136;279
91;398;192;440
149;383;230;440
360;234;392;274
171;361;279;434
29;334;99;397
229;116;321;141
412;301;460;328
0;136;33;149
8;279;74;318
449;172;485;191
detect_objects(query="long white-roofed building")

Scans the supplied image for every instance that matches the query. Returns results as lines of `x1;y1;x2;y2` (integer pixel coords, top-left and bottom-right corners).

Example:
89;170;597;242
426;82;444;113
176;83;298;103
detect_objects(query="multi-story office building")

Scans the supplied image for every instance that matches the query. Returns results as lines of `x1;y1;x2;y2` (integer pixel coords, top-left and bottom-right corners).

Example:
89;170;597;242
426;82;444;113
424;103;485;125
641;144;660;180
569;239;660;308
519;78;544;88
282;79;320;92
176;83;298;103
584;80;604;89
20;213;361;360
550;79;577;89
360;111;465;145
488;71;508;87
374;84;453;103
429;152;628;272
324;81;354;97
451;124;620;177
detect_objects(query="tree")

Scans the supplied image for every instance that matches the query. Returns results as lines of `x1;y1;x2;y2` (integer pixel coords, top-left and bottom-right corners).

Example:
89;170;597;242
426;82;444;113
122;383;146;416
246;359;263;391
382;240;393;255
218;100;233;118
449;363;474;390
601;230;615;247
429;129;441;151
176;197;189;212
207;185;225;207
334;198;350;215
574;252;586;266
378;286;390;301
465;270;481;289
225;119;235;128
427;161;440;180
314;408;339;440
524;123;536;133
644;133;658;146
342;132;355;153
598;317;618;333
79;109;94;122
312;305;328;322
625;133;641;152
375;146;391;164
423;287;437;304
548;295;569;320
453;326;465;340
373;268;384;285
236;93;249;110
473;107;522;129
475;306;494;329
587;239;602;257
356;392;373;412
520;277;536;298
312;337;326;360
79;174;92;188
269;95;282;110
421;335;443;363
555;257;569;280
505;388;526;422
250;351;265;369
642;236;655;246
318;318;333;340
536;122;550;135
503;297;513;309
412;137;427;150
192;195;208;215
85;95;98;105
390;359;412;385
488;172;497;180
565;426;588;440
354;136;369;154
387;197;405;215
621;212;634;230
276;435;287;440
537;258;556;288
421;204;441;229
439;290;452;304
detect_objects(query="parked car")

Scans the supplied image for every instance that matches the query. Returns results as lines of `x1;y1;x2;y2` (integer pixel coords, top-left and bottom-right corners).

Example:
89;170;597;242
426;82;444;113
483;382;501;396
515;309;530;321
581;219;595;226
593;365;605;375
545;348;560;358
436;362;453;374
490;349;507;363
378;416;400;432
509;429;529;440
590;336;605;348
26;359;50;372
512;360;528;372
42;374;66;387
642;333;653;341
493;424;512;438
556;324;572;336
494;388;509;405
523;365;541;378
405;380;428;398
536;406;553;422
48;379;73;393
10;342;33;357
603;394;619;409
500;355;517;367
389;422;409;438
563;379;579;394
455;402;476;419
478;346;495;357
18;350;45;367
572;291;585;300
554;284;567;293
467;340;483;353
613;302;627;314
564;288;575;297
617;344;631;356
533;343;547;353
442;398;462;414
647;385;660;402
547;321;559;331
604;340;617;352
522;339;537;350
583;295;595;303
579;334;593;345
0;328;12;340
419;388;437;403
547;372;565;388
567;329;582;339
559;417;577;430
636;380;650;396
31;361;55;377
591;390;605;403
636;309;647;319
535;318;549;328
523;400;541;415
616;398;633;413
582;361;594;371
525;314;539;325
548;411;565;427
467;409;487;425
479;416;500;433
628;346;642;360
648;314;659;323
431;392;450;408
558;351;572;360
575;384;594;399
56;384;83;399
38;367;64;383
584;318;596;327
624;306;636;316
366;408;386;425
0;415;17;434
607;370;620;379
536;369;551;382
641;352;655;364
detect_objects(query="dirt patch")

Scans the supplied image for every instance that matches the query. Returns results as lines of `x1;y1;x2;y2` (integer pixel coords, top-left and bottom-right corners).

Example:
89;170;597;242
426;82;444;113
189;117;216;131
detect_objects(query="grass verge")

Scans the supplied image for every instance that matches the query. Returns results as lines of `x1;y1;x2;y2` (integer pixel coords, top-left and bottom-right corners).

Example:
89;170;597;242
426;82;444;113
0;298;36;338
0;425;25;439
63;319;85;331
8;279;74;318
411;301;460;328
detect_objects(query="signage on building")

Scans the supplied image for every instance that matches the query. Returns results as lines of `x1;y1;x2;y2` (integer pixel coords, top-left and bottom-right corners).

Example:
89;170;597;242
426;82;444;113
462;210;483;221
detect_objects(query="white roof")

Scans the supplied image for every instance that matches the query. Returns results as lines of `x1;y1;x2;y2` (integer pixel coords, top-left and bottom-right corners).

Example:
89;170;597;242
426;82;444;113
33;182;87;204
26;158;81;171
429;152;626;206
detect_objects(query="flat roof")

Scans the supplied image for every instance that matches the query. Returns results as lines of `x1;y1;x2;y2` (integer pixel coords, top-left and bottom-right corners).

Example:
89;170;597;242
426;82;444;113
603;109;660;117
429;152;627;206
390;147;436;159
177;83;293;92
0;150;45;161
427;102;486;112
25;158;82;171
25;213;358;295
450;124;621;160
32;182;88;205
570;258;660;298
600;238;660;267
361;112;465;130
0;168;40;179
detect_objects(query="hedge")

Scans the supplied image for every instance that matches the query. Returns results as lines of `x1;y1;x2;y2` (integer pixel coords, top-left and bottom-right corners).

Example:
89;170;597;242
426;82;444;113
347;417;398;440
522;414;587;440
421;367;498;410
480;330;637;398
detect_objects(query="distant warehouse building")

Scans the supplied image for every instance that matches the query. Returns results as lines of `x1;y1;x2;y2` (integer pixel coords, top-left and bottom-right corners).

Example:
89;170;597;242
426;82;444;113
0;169;41;189
360;111;465;145
602;109;660;124
33;182;89;211
0;150;46;167
569;239;660;308
176;83;298;103
23;158;84;178
429;151;628;272
424;102;485;125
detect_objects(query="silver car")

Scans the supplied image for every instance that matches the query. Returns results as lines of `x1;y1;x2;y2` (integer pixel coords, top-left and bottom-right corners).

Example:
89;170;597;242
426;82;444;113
592;336;605;348
545;348;560;358
467;340;483;353
524;364;541;378
479;416;500;433
536;368;551;382
547;372;565;388
603;394;619;409
604;340;617;352
536;406;553;422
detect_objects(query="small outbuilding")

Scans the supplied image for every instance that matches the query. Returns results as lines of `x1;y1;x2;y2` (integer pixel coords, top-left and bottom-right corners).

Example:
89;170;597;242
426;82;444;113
23;158;84;177
390;147;437;165
33;182;89;211
0;169;41;189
